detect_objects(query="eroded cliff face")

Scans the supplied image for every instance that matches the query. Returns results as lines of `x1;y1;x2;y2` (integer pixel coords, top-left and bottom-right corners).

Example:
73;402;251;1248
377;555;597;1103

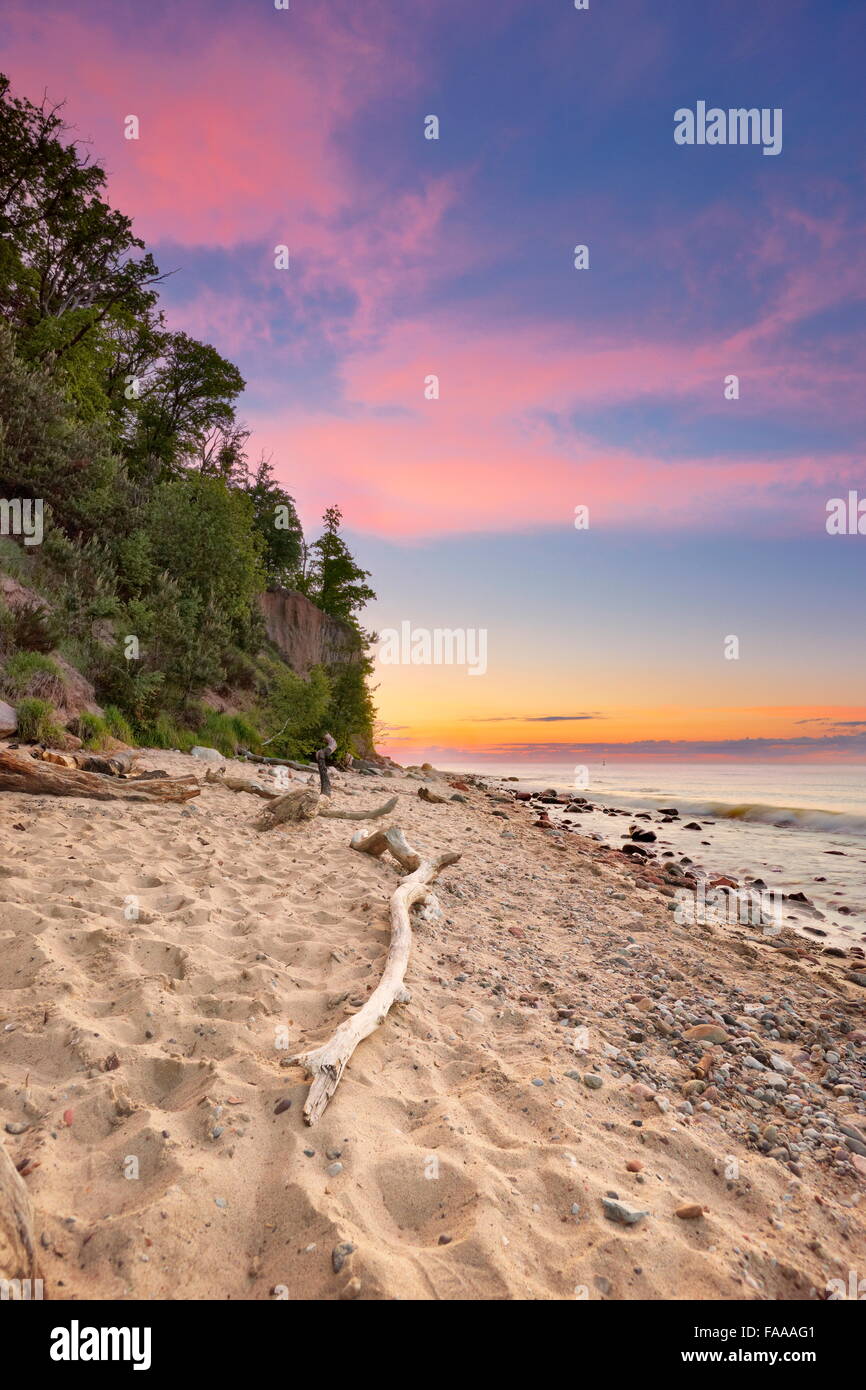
258;587;360;674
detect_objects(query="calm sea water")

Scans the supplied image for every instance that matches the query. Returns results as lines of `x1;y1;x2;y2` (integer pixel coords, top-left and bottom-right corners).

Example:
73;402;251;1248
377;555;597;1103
448;762;866;946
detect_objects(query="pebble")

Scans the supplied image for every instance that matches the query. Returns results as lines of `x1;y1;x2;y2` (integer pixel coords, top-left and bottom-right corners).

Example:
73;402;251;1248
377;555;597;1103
602;1198;648;1226
332;1241;356;1273
675;1204;704;1220
684;1025;729;1044
583;1073;603;1090
327;1162;343;1177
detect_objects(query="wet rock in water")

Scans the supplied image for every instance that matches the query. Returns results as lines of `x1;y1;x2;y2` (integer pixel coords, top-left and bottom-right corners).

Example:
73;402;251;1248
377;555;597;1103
603;1198;648;1226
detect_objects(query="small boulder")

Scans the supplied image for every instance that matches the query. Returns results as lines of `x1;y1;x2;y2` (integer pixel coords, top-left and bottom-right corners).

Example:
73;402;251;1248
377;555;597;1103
0;700;18;736
191;746;225;764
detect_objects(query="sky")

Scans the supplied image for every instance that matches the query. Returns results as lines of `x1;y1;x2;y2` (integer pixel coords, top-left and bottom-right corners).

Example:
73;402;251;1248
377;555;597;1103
2;0;864;765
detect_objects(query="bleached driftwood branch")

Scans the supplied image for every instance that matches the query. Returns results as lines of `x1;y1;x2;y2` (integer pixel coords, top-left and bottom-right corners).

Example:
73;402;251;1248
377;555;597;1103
205;768;282;799
319;795;397;822
293;825;460;1124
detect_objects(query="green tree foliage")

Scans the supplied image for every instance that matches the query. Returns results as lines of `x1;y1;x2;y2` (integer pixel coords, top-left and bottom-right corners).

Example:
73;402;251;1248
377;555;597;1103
126;332;246;476
0;71;376;757
303;505;376;625
243;456;304;587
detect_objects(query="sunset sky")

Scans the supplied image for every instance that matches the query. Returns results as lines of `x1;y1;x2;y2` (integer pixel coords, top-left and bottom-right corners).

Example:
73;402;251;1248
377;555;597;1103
2;0;864;763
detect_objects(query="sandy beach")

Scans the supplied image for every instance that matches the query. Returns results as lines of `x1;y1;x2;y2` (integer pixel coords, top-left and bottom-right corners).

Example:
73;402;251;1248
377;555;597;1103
1;749;865;1301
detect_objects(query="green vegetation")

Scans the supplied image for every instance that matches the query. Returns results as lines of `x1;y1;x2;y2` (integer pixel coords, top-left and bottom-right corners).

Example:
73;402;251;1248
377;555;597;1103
0;73;377;758
0;650;66;702
72;711;112;751
15;696;63;744
103;704;135;745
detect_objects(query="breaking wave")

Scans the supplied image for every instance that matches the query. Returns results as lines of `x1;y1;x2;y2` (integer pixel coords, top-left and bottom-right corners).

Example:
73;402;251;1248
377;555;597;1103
591;792;866;837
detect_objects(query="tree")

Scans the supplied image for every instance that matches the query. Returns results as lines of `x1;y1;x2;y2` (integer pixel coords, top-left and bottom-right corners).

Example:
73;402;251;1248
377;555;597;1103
0;75;162;367
146;472;265;620
242;455;304;587
303;506;376;625
126;331;245;474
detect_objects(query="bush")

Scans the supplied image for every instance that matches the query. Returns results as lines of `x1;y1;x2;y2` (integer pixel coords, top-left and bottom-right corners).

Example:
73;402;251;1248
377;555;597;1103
73;711;111;750
133;713;195;751
134;717;194;750
15;696;63;744
9;600;62;653
260;664;331;760
229;714;261;752
0;597;60;657
1;649;66;702
193;710;260;757
103;704;136;745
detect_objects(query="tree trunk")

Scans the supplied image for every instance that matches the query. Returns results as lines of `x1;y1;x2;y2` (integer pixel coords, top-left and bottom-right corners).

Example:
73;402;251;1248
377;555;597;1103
0;750;200;803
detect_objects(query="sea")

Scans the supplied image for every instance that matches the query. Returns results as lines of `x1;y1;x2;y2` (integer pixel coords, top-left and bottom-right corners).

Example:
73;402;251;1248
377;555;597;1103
448;762;866;948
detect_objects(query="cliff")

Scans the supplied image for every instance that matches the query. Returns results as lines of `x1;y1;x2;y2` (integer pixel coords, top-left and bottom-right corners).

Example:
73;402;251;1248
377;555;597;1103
258;587;361;674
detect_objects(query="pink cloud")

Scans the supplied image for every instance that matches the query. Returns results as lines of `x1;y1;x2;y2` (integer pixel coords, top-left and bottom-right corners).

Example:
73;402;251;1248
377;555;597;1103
256;402;856;539
1;2;415;247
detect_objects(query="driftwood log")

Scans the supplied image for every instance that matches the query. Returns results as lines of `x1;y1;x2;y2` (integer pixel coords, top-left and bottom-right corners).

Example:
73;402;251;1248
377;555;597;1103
0;1142;39;1293
293;825;460;1123
0;749;200;803
253;786;321;830
239;751;315;772
252;788;398;832
418;785;447;804
33;748;141;777
204;768;280;799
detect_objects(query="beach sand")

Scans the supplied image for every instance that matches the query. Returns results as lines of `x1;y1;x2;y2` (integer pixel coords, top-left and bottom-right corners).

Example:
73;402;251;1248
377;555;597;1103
1;749;865;1301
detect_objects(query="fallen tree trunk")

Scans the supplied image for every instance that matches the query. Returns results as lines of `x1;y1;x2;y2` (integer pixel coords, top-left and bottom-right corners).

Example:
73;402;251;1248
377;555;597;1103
293;826;460;1123
33;748;141;777
0;750;200;803
0;1142;39;1292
